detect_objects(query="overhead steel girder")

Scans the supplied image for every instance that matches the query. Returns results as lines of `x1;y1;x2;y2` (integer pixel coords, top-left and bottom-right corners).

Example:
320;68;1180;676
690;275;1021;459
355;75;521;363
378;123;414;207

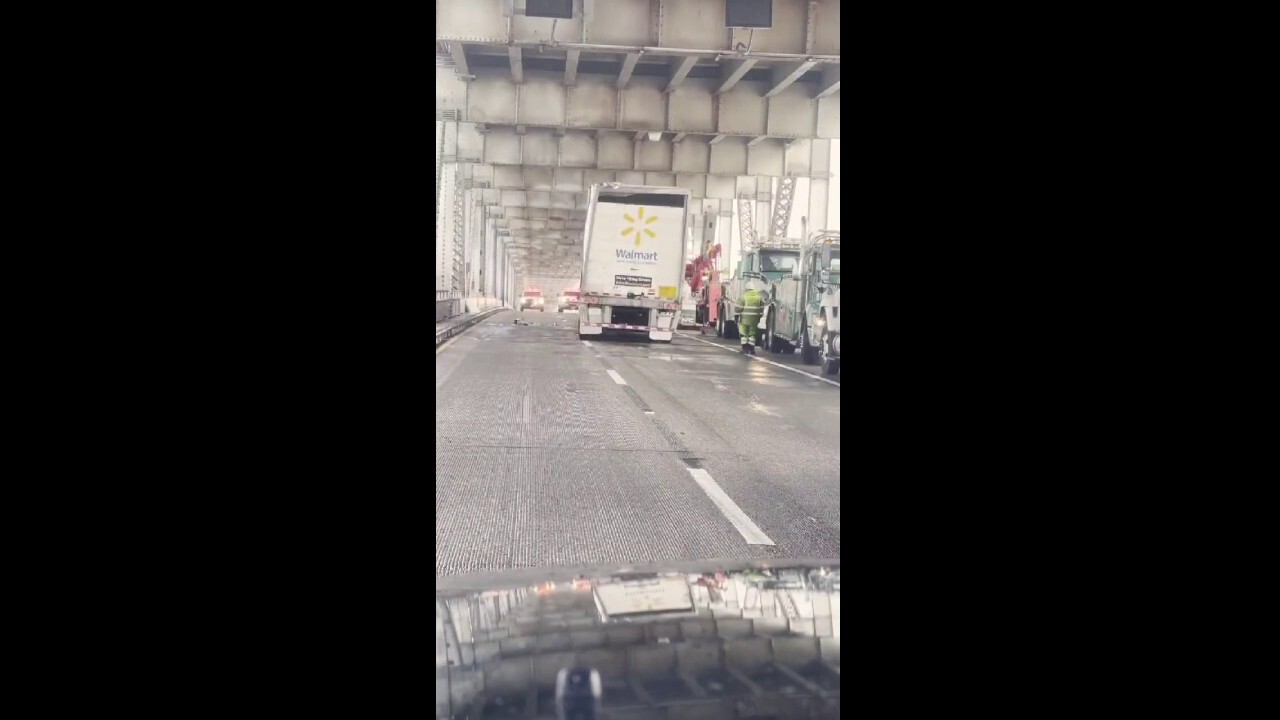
666;55;698;93
564;48;580;85
448;42;471;79
617;53;640;88
765;61;819;98
815;65;840;99
807;139;833;233
463;125;829;179
437;0;841;57
508;47;523;84
715;59;757;95
452;72;838;140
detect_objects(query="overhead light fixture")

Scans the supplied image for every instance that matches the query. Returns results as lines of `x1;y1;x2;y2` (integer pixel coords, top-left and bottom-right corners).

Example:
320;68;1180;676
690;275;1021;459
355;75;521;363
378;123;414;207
525;0;574;20
726;0;773;29
647;131;662;142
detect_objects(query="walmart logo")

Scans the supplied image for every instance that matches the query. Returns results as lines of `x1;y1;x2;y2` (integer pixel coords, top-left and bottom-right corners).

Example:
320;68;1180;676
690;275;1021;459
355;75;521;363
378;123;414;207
621;207;658;246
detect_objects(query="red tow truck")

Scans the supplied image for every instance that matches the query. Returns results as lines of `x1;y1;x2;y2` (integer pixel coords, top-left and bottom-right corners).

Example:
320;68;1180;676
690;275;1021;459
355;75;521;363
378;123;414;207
684;243;724;335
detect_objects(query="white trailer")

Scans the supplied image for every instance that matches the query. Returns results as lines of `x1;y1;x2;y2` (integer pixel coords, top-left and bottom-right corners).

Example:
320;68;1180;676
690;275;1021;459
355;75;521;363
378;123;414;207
578;184;690;342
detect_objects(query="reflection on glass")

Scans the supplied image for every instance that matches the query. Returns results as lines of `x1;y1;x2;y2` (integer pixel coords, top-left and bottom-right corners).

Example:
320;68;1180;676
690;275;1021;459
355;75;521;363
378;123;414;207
759;251;798;274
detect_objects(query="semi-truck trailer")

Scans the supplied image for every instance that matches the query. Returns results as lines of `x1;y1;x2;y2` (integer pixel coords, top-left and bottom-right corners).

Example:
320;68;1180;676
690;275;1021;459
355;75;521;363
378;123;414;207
578;184;690;343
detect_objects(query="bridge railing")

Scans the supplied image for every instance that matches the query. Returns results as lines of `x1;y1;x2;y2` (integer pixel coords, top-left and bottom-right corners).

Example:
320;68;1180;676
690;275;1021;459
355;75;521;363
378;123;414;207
437;294;507;323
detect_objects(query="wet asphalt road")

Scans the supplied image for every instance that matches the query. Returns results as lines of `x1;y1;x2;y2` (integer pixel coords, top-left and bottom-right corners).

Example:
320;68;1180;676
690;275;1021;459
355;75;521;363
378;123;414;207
436;308;840;576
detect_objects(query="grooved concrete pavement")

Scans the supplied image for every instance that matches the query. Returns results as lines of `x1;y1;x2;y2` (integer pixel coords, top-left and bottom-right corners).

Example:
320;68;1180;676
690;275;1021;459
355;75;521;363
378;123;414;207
436;309;840;576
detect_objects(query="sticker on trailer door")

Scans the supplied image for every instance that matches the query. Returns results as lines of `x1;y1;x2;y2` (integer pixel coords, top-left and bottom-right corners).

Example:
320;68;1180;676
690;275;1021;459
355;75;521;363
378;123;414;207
615;274;652;287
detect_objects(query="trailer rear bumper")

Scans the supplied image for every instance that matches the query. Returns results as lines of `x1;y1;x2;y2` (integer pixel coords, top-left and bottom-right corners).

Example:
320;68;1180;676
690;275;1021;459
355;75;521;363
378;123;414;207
579;323;674;342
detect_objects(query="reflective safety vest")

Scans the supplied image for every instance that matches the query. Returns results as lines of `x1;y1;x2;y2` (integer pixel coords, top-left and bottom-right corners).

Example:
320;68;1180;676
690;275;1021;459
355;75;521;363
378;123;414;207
738;289;764;320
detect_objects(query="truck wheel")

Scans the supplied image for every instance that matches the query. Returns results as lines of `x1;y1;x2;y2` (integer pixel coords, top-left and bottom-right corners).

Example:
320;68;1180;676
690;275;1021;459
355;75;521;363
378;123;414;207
800;317;820;364
765;322;776;353
715;314;724;337
724;306;739;339
822;357;840;376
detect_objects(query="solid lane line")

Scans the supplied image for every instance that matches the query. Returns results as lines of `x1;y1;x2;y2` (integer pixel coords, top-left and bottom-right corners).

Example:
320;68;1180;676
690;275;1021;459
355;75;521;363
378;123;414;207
435;335;462;355
677;333;841;387
686;468;775;546
606;369;628;385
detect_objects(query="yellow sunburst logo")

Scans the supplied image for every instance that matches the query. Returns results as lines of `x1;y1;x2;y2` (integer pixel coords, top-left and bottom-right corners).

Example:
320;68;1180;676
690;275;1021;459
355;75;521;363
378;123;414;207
620;207;658;246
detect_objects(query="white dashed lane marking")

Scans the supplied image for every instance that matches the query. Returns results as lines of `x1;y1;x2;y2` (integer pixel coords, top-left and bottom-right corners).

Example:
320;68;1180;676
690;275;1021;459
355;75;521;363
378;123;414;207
606;369;628;385
686;468;775;546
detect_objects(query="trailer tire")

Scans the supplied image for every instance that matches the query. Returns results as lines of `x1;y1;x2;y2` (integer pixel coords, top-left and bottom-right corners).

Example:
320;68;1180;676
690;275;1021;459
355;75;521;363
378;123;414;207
800;317;820;364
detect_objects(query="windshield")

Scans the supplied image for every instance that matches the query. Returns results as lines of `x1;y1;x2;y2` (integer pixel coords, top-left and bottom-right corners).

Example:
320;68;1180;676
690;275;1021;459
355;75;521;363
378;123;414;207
437;10;840;717
760;251;798;274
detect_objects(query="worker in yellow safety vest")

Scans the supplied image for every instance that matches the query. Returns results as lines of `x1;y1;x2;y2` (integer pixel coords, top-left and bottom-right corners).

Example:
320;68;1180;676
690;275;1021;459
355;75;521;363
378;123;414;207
737;282;766;355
